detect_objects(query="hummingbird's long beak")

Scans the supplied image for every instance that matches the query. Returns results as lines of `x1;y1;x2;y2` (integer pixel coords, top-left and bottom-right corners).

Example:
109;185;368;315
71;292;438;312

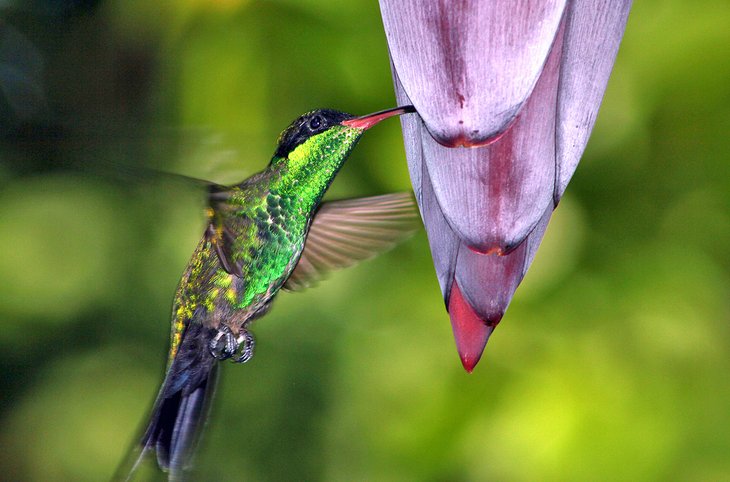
341;105;416;130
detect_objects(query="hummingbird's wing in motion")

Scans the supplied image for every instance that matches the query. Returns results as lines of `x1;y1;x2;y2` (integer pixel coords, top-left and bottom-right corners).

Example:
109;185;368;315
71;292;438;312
284;192;420;291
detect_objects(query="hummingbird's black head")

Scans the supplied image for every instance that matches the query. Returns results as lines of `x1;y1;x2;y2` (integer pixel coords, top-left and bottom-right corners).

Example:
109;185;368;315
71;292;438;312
275;109;354;159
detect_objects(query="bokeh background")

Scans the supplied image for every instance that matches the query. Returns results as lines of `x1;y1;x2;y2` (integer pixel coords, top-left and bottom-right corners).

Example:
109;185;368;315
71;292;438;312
1;1;729;480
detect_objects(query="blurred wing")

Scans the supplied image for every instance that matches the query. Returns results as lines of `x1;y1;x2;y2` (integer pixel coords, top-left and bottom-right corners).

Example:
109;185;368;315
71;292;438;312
284;193;420;291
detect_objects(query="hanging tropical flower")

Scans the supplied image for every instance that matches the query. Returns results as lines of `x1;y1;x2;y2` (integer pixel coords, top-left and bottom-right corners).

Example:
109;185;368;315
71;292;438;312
380;0;632;371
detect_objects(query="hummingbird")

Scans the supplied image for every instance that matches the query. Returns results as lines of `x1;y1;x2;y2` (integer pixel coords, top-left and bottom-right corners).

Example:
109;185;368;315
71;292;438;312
121;105;418;480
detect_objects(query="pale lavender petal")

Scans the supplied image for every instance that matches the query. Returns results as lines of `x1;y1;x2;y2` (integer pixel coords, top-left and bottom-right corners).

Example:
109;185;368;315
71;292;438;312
455;203;554;322
392;64;423;206
555;0;632;201
420;154;460;303
394;65;459;302
379;0;567;146
422;20;565;253
454;243;526;323
523;204;554;275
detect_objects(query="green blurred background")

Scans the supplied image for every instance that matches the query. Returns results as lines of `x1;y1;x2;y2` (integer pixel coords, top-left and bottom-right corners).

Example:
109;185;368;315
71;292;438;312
1;1;729;480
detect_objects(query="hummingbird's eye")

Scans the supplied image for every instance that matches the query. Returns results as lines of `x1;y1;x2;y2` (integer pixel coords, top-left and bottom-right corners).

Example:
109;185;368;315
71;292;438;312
308;115;323;131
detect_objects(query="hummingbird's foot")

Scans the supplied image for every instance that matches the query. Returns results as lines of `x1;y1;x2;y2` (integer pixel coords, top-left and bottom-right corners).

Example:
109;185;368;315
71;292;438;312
209;325;238;360
232;330;255;364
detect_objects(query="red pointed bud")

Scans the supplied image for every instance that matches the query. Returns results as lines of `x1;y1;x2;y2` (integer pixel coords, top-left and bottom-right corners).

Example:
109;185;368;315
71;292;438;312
448;281;499;373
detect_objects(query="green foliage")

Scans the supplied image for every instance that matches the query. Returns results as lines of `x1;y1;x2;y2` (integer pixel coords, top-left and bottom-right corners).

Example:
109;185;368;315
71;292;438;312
1;0;729;480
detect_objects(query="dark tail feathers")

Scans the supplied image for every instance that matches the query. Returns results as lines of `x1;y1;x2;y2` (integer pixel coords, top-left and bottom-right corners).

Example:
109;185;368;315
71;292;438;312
121;323;219;481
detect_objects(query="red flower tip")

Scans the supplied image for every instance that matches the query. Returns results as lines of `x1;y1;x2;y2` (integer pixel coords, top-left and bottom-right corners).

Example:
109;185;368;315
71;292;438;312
448;281;500;373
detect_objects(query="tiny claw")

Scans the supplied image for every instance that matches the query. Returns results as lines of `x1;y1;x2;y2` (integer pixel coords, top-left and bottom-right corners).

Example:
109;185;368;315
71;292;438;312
232;331;255;364
209;326;238;360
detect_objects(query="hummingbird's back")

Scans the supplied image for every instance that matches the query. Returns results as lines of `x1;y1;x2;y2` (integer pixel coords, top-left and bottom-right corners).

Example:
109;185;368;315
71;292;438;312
172;174;312;342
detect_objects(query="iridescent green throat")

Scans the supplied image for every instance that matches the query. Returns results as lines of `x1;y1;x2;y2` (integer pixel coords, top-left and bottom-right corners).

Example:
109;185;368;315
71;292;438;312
269;124;363;212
